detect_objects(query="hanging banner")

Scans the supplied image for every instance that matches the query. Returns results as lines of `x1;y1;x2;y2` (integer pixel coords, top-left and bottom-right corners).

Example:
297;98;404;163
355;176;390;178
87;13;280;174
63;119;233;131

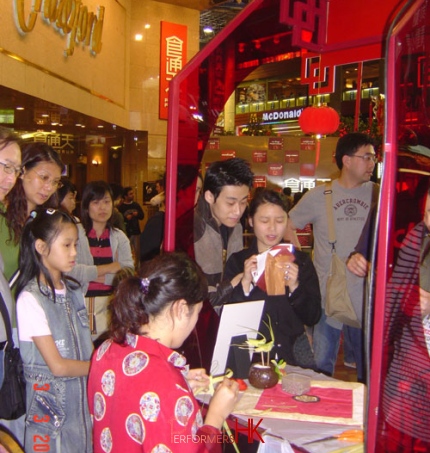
159;22;188;120
300;163;316;176
253;176;267;188
285;150;299;163
300;137;316;151
207;138;220;150
268;163;284;176
268;137;284;150
221;150;236;160
253;150;268;163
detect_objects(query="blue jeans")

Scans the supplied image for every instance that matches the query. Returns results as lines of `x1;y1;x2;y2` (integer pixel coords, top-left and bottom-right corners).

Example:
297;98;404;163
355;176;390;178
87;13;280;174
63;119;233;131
343;325;356;364
313;312;364;381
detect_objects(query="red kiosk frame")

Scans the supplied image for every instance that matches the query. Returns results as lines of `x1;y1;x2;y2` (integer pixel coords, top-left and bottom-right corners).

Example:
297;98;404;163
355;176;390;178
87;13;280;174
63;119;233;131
165;0;430;450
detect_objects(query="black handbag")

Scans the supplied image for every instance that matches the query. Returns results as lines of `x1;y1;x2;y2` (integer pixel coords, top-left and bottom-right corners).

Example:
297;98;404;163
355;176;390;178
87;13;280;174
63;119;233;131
0;293;26;420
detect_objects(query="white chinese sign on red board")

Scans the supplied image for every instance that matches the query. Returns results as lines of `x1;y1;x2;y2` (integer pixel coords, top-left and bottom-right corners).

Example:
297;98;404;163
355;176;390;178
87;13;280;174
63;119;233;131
159;22;188;120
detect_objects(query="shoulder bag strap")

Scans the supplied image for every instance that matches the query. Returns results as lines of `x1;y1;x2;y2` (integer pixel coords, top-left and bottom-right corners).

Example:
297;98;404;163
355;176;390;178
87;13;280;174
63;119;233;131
8;270;19;290
324;181;336;252
0;292;13;345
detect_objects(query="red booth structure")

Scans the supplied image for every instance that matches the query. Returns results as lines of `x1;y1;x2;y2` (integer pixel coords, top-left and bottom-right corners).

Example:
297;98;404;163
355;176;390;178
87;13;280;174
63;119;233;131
165;0;430;451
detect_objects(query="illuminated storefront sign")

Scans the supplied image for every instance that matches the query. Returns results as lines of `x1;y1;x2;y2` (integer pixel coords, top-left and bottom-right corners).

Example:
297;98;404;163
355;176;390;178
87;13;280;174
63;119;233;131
13;0;105;56
159;21;187;120
261;108;303;122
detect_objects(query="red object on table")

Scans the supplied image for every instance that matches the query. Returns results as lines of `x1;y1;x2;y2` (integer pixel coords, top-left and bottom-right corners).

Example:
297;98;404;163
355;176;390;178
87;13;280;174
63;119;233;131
233;378;248;391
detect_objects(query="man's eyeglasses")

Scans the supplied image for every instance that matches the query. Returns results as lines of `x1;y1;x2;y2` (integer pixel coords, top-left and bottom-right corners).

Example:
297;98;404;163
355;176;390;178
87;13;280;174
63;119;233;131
350;154;377;163
0;161;22;177
32;171;63;189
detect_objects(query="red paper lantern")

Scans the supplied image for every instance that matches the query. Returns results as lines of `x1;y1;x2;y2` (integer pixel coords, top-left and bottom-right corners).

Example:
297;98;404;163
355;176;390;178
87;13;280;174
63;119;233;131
298;105;340;135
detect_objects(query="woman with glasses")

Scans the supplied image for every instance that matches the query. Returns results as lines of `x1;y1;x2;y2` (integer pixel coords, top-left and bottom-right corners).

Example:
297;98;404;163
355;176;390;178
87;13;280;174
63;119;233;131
0;127;23;447
0;142;63;283
0;139;60;448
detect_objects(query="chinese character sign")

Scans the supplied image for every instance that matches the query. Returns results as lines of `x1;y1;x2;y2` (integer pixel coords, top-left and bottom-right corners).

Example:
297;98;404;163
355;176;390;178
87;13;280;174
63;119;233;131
159;22;188;120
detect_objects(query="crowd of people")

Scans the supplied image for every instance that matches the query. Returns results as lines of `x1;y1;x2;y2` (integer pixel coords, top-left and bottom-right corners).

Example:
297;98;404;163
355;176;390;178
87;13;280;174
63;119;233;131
0;127;428;451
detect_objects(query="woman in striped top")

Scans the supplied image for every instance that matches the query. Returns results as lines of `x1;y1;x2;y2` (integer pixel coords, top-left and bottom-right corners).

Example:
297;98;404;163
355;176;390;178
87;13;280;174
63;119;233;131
77;181;134;341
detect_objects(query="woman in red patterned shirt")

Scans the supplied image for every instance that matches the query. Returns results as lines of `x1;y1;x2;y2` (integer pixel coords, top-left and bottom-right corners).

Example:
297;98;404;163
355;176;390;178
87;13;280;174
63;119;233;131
88;252;239;453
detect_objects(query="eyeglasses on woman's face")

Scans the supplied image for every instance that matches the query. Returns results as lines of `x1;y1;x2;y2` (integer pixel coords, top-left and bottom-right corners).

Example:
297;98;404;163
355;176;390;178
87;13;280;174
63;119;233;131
31;170;63;189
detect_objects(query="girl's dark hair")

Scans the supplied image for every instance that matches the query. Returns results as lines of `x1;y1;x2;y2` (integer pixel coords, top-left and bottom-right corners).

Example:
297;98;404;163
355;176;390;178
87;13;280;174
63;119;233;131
57;177;77;204
248;188;289;218
16;208;79;303
4;142;64;244
80;181;114;234
109;252;208;344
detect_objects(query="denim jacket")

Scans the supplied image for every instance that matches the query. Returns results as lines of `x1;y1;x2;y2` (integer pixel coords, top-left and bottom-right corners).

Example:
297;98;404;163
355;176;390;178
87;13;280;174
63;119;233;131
19;279;93;452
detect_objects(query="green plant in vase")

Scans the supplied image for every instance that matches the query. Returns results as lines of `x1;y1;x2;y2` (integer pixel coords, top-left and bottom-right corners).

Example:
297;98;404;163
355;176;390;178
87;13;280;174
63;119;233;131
271;359;287;379
235;316;280;389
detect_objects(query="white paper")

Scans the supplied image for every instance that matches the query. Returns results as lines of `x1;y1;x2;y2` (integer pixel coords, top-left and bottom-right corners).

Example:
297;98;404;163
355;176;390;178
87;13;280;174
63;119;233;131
210;300;265;376
252;243;295;284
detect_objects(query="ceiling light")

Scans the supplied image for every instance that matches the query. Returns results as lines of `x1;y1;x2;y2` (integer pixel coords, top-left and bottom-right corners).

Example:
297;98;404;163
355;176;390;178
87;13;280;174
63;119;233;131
135;34;143;41
144;24;150;29
203;27;213;34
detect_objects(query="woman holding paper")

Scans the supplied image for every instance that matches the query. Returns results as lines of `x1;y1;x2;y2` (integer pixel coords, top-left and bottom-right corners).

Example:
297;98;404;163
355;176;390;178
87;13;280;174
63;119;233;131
224;189;321;369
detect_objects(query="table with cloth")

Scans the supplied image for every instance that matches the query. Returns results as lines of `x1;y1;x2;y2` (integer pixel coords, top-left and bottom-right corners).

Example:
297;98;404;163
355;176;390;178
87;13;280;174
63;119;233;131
198;365;365;453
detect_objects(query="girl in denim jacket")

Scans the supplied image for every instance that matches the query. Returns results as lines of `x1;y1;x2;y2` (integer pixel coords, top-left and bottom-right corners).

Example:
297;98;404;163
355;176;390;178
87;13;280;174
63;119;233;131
16;208;93;452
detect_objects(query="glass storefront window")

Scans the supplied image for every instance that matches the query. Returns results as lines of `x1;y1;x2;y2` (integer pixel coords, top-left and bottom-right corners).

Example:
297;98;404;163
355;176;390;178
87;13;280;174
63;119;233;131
0;85;141;196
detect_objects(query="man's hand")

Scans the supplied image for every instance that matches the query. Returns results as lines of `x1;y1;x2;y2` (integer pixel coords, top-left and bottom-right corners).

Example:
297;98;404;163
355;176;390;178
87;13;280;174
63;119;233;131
346;252;369;277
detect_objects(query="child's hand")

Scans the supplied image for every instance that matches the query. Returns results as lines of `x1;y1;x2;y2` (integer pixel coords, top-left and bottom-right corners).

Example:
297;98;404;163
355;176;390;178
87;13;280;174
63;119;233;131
205;378;239;429
186;368;210;392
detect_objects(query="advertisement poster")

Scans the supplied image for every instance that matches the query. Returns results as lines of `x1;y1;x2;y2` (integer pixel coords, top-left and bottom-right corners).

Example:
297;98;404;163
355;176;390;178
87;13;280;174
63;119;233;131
253;176;267;188
300;137;316;151
268;163;284;176
252;150;267;163
300;163;316;176
207;138;220;150
221;150;236;160
285;150;299;163
268;137;284;150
